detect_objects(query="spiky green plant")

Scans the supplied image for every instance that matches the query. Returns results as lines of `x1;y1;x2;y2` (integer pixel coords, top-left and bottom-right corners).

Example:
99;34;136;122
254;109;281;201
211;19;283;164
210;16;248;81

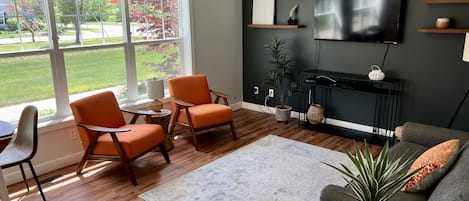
323;141;421;201
264;38;299;108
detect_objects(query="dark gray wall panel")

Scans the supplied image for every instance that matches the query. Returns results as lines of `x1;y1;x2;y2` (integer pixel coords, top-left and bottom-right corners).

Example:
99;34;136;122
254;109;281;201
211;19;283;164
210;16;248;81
243;0;469;131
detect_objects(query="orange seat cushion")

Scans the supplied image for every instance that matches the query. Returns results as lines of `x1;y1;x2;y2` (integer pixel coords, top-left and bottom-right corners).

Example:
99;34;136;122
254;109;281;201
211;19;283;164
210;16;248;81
178;104;232;129
92;124;164;159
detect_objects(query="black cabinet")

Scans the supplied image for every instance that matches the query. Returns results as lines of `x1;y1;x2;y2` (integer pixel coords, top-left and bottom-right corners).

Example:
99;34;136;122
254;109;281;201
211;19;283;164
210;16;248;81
300;70;400;144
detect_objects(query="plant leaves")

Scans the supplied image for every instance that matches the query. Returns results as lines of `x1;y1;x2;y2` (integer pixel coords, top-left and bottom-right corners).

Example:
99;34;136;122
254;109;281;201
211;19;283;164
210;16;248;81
323;141;420;201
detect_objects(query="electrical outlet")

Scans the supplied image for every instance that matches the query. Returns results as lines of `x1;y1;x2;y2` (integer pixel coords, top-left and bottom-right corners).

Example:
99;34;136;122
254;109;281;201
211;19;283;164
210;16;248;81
69;129;78;140
253;86;259;95
268;89;274;98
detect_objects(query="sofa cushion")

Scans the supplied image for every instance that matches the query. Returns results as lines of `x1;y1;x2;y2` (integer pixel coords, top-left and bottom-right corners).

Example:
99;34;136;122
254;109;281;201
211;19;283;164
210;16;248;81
402;122;469;148
403;139;460;192
428;142;469;201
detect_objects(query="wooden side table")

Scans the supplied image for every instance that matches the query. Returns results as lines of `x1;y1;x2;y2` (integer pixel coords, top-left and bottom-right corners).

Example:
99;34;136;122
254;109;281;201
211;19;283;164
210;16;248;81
144;109;174;151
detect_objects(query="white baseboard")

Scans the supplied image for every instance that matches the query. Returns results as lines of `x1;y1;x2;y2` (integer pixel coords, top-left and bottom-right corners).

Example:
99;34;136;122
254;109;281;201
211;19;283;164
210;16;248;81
241;102;394;137
230;102;243;111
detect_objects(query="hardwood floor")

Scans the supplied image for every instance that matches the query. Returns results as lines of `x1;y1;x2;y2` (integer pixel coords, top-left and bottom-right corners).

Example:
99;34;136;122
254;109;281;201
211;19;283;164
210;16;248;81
7;109;382;201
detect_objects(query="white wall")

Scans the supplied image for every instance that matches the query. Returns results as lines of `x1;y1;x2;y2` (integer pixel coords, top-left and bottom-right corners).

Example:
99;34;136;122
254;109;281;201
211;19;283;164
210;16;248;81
2;1;244;185
190;0;244;103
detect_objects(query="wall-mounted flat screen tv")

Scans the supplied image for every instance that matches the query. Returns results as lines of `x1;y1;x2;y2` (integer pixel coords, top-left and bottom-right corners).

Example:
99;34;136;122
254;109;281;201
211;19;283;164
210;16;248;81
313;0;403;44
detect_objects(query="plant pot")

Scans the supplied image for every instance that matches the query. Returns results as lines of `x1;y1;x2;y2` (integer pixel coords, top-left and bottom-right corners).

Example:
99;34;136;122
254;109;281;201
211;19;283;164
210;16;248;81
275;105;292;122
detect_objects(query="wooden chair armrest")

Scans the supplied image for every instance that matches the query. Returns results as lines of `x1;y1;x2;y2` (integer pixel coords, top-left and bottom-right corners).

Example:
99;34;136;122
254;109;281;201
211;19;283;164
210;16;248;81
172;97;195;107
210;89;235;99
121;108;157;116
77;123;131;133
210;89;235;105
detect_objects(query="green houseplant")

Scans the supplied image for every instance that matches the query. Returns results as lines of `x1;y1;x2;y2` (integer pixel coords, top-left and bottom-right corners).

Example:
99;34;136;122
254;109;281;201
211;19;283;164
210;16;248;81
264;38;299;122
323;141;421;201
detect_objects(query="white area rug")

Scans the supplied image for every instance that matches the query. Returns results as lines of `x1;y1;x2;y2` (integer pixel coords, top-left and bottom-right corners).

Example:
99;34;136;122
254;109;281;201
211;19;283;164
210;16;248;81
139;135;352;201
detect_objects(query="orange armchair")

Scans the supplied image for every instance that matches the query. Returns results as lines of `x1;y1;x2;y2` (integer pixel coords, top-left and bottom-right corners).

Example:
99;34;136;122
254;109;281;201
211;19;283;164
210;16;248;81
168;75;237;150
70;91;170;185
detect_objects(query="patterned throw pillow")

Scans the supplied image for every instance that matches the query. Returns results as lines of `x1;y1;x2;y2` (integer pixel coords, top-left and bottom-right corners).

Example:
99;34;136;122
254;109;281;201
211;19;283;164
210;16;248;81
402;139;460;192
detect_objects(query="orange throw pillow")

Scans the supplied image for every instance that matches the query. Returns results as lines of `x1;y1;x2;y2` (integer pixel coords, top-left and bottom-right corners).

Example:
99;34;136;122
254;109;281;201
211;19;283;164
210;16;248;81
402;139;460;192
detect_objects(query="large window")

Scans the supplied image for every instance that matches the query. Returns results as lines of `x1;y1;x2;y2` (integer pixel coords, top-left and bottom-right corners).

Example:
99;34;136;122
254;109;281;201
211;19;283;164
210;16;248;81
0;0;190;123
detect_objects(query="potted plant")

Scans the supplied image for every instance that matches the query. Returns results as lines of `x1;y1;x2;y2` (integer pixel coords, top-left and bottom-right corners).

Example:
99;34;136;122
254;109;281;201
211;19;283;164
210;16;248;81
323;141;422;201
264;38;299;122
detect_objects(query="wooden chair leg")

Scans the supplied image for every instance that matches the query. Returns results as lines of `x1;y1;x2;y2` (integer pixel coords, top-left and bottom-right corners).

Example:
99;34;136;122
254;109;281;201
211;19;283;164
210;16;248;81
159;143;170;164
121;160;137;186
76;155;89;174
169;108;180;137
28;161;46;201
109;132;137;185
230;121;238;140
189;126;199;151
184;107;200;151
77;132;100;174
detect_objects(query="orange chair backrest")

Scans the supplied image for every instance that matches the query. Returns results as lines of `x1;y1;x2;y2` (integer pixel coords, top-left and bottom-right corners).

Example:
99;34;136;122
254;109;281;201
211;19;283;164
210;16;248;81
70;91;126;149
168;75;212;106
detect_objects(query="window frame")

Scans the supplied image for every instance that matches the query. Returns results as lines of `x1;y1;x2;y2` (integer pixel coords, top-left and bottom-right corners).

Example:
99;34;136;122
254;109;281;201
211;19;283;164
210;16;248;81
0;0;192;124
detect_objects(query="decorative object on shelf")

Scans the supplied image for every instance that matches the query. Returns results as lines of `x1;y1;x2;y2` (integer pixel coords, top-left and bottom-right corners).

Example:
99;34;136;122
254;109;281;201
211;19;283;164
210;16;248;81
288;4;298;25
463;32;469;62
252;0;275;25
368;65;386;81
323;141;421;201
306;104;324;124
147;78;165;112
418;28;469;34
423;0;469;4
264;38;301;122
436;17;451;29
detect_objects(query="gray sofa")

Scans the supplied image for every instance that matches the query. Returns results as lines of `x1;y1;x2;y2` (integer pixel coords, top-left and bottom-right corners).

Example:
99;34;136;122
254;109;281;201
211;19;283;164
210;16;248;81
320;122;469;201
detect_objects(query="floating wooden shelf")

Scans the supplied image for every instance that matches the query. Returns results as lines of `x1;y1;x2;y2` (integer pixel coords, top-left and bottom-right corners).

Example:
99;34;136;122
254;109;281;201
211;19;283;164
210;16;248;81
247;24;305;29
418;28;469;33
423;0;469;3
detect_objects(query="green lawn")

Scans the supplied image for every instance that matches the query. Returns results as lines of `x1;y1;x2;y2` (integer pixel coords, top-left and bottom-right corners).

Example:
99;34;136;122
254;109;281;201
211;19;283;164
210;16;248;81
0;42;178;107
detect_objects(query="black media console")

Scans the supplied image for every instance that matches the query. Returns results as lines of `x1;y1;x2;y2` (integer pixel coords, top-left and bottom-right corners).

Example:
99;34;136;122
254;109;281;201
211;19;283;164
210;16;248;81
300;70;400;144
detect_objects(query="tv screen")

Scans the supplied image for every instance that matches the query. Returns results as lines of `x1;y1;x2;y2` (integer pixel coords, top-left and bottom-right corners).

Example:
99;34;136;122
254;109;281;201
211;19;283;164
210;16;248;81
313;0;403;44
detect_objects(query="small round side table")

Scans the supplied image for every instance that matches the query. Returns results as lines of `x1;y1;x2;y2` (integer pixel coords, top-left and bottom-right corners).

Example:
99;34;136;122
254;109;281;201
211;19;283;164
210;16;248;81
144;109;174;151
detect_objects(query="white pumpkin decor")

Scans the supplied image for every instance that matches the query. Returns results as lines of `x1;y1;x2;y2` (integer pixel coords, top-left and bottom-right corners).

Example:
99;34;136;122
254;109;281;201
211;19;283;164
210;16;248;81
368;65;385;81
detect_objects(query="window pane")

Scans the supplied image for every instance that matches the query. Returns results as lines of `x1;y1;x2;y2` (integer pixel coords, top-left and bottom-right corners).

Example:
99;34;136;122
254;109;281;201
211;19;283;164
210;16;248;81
129;0;179;42
65;47;127;102
0;55;56;122
55;0;123;48
135;42;181;96
0;0;49;53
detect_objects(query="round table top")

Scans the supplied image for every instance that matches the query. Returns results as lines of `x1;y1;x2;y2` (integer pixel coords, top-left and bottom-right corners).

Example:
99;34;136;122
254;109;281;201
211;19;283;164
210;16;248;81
150;108;172;118
0;121;14;138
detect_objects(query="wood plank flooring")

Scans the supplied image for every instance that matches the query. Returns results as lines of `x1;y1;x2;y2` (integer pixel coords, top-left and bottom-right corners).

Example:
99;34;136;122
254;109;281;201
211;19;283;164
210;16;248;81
7;109;382;201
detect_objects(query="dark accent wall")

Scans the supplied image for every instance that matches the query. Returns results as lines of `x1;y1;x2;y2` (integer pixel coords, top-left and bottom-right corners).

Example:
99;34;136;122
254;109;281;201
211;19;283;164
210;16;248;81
243;0;469;131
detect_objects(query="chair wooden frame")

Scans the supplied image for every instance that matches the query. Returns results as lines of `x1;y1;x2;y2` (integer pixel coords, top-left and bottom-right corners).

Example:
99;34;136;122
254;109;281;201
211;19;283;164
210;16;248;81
169;89;238;151
75;109;170;185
